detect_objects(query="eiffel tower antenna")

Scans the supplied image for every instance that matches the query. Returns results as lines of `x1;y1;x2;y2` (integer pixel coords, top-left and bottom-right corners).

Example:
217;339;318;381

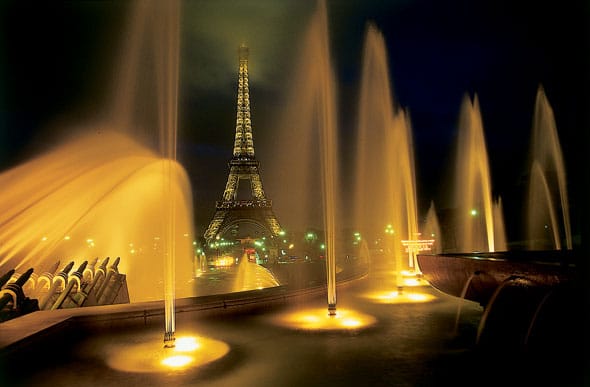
204;44;282;243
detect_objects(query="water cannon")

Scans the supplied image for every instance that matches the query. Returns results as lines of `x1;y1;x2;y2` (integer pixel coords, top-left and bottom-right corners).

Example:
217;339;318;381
96;257;123;305
39;261;75;310
83;257;98;283
32;260;60;298
51;261;88;310
0;268;34;311
110;257;121;272
0;269;16;289
95;257;110;278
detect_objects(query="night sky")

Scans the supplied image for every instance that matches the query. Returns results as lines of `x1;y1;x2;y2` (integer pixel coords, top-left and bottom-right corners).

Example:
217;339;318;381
0;0;588;246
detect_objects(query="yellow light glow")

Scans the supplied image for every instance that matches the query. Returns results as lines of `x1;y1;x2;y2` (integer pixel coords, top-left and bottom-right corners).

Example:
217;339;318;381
341;318;362;328
175;336;200;352
104;334;229;373
271;307;376;331
403;278;421;287
364;290;437;304
161;355;193;368
214;256;235;267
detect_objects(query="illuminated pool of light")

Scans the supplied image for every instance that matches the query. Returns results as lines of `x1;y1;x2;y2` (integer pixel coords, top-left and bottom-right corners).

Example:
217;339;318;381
270;307;377;331
104;334;229;373
363;289;437;304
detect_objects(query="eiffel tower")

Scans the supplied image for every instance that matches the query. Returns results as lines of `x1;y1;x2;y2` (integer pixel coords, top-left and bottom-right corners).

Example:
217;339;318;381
204;44;282;243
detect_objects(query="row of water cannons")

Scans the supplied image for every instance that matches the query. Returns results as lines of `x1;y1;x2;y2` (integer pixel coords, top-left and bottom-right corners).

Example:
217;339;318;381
0;257;126;322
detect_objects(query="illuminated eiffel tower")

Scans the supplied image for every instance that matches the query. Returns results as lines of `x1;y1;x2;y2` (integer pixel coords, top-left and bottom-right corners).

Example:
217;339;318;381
204;44;282;243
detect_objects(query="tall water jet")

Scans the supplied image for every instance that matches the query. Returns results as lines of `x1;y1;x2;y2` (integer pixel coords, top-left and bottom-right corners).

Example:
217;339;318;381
274;0;339;315
130;0;181;348
493;197;508;251
313;0;338;315
452;94;499;252
84;0;183;346
422;201;442;254
353;24;419;285
526;86;571;250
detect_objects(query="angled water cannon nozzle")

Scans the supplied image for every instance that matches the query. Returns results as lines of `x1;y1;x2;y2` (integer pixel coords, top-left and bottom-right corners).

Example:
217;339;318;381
0;268;34;311
72;261;88;279
60;261;75;276
51;262;88;310
110;257;121;272
96;257;110;276
0;269;16;288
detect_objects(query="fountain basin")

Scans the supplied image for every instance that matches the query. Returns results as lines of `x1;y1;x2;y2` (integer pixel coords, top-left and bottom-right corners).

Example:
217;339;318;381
417;250;579;307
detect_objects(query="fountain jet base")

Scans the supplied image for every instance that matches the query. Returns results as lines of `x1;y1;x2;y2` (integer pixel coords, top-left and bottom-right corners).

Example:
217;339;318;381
327;303;337;316
164;331;176;348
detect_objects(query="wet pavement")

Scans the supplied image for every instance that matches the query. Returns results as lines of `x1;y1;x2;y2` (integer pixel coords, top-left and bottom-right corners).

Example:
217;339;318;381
0;260;586;386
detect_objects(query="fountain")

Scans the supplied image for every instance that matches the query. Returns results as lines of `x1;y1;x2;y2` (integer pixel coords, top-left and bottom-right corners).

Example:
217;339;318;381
0;1;198;354
419;87;576;300
353;22;426;297
273;0;340;316
0;0;584;385
527;85;572;250
232;253;280;292
0;130;196;304
422;201;442;254
451;94;505;253
417;89;580;350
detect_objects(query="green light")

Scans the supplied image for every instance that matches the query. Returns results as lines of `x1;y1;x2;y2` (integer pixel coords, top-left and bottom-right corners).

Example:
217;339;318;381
470;209;478;216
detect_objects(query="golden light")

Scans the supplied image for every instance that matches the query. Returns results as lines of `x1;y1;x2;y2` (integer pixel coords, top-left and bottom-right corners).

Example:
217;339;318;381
213;256;235;267
403;278;421;287
104;334;229;373
161;355;193;368
399;270;429;287
364;289;437;304
271;307;376;331
175;336;200;352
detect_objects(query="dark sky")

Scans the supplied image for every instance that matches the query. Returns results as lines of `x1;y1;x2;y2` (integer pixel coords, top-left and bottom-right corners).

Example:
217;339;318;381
0;0;588;243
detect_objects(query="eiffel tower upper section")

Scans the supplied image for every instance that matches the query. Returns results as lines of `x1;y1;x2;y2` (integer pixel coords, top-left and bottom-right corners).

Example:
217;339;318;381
232;44;255;160
203;44;282;243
